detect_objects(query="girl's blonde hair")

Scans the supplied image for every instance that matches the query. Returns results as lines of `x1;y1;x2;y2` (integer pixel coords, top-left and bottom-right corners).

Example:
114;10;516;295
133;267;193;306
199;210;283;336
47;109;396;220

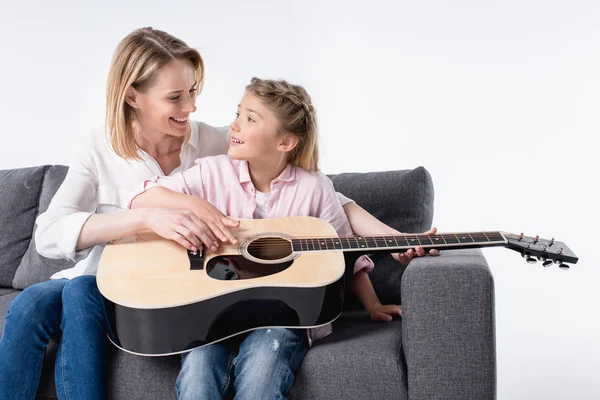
105;27;204;160
245;77;319;173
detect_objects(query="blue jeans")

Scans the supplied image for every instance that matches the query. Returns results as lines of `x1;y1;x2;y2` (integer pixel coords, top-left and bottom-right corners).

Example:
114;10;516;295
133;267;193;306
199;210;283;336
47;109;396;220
176;328;309;400
0;275;110;400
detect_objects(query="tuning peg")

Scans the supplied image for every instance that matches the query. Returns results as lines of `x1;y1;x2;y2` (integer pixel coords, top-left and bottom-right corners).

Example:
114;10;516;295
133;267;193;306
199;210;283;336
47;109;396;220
523;253;537;264
518;233;524;241
548;238;555;246
533;235;539;244
539;256;553;267
558;263;570;270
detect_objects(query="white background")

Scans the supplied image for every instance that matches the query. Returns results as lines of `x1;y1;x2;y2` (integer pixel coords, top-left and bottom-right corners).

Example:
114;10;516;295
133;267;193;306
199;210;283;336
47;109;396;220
1;1;598;398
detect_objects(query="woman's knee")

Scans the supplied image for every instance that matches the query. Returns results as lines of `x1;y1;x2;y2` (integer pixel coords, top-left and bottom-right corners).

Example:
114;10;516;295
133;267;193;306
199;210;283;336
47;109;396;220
9;281;65;319
61;275;100;303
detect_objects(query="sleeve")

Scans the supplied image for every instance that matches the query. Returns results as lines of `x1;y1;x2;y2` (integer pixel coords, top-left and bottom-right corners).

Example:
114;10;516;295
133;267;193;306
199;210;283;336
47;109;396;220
34;135;99;262
336;191;355;207
127;158;206;208
314;174;374;274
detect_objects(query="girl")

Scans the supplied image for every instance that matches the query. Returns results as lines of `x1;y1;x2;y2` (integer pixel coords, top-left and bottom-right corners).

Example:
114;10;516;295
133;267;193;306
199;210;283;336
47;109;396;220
130;77;405;399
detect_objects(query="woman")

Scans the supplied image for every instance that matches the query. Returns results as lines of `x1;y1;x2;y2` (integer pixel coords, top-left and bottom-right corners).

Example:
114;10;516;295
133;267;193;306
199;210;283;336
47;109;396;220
0;27;433;400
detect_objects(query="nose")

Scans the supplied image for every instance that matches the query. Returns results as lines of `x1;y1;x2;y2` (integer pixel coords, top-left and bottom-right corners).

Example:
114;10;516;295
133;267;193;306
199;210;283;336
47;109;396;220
230;120;240;133
183;95;197;114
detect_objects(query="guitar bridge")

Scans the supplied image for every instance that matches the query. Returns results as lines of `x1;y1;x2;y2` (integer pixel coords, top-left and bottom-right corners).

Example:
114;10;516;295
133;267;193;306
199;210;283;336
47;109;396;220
188;246;205;270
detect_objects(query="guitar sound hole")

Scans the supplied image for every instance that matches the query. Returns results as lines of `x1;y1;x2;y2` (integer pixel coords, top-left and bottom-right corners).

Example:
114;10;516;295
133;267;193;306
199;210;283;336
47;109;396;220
247;237;292;261
206;255;293;281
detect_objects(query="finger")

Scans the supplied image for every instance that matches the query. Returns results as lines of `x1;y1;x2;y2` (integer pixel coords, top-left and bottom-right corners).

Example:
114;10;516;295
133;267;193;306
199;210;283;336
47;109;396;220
222;216;240;227
212;220;238;245
169;227;197;251
414;246;426;257
187;215;218;248
373;312;393;322
428;249;440;257
425;226;437;235
174;224;202;249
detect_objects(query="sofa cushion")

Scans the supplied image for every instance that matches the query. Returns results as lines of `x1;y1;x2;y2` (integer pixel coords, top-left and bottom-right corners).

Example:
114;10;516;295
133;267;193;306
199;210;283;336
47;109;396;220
0;167;46;288
12;166;75;290
329;167;434;308
290;311;407;400
0;290;20;335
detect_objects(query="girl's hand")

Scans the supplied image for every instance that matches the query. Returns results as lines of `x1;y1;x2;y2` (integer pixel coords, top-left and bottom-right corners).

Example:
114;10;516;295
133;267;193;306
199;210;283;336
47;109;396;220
392;227;440;265
188;197;240;245
144;208;236;252
367;303;403;322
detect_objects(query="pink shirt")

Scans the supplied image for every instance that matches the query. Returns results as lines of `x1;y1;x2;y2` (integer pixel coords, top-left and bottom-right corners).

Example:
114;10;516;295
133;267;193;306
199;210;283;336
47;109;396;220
135;154;374;344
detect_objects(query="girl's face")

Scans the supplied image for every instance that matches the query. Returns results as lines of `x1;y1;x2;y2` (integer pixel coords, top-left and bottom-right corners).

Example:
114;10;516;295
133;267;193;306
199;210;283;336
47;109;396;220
228;92;284;164
128;59;198;139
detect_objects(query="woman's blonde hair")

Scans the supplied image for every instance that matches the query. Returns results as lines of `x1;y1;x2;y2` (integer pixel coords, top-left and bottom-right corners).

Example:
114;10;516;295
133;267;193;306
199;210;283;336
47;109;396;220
105;27;204;160
245;77;319;173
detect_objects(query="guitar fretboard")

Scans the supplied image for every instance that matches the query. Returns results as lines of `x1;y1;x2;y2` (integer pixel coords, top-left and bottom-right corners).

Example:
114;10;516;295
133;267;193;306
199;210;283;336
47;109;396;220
291;232;506;253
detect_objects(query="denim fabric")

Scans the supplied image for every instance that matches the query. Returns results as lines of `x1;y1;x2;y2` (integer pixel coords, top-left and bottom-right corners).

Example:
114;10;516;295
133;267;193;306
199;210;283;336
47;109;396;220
0;276;110;400
176;328;309;400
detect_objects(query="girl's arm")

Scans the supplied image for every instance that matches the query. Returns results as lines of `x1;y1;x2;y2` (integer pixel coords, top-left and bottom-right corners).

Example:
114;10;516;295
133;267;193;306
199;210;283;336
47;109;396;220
351;270;403;322
342;201;438;264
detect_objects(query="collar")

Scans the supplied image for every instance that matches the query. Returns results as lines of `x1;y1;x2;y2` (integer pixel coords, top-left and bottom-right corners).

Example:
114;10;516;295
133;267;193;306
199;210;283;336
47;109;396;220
238;161;296;184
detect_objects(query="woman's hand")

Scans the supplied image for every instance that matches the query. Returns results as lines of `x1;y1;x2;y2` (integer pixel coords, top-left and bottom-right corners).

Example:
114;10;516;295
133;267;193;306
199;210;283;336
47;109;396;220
144;207;238;252
367;302;403;322
391;227;440;265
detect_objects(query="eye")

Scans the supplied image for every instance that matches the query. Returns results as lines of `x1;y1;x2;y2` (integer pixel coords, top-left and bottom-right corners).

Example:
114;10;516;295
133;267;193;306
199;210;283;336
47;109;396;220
169;96;180;101
247;116;255;123
235;112;240;118
189;87;197;94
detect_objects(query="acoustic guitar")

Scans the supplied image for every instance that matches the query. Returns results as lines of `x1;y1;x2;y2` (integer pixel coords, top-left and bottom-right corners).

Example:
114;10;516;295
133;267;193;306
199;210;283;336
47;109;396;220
97;216;578;356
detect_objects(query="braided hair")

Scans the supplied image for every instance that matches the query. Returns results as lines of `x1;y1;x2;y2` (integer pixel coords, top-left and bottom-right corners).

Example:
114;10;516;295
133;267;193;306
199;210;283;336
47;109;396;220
245;77;319;173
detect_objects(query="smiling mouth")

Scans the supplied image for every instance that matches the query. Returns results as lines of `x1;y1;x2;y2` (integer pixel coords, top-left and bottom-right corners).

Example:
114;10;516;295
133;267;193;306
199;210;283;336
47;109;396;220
170;117;188;123
231;137;244;144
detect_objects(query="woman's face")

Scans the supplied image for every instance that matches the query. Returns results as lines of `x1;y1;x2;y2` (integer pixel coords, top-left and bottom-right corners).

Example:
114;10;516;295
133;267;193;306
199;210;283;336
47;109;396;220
228;92;283;164
130;59;198;138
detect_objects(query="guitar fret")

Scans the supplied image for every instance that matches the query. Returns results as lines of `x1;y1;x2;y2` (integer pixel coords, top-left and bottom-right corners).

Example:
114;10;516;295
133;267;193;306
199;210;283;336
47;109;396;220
442;234;459;244
375;236;388;248
332;237;343;250
458;233;474;243
394;236;409;247
325;238;336;250
365;236;378;249
432;234;447;245
355;236;368;249
418;235;433;246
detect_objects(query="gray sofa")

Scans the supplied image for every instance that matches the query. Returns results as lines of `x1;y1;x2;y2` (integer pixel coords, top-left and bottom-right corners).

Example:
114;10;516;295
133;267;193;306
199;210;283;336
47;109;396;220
0;165;496;400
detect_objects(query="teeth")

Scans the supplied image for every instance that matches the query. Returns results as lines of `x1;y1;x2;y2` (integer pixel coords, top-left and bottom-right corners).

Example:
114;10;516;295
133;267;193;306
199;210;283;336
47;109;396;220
232;138;244;144
171;117;188;122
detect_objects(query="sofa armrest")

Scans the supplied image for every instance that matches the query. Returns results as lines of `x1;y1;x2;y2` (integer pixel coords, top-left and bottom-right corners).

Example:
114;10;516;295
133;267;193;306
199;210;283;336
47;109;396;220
401;248;496;400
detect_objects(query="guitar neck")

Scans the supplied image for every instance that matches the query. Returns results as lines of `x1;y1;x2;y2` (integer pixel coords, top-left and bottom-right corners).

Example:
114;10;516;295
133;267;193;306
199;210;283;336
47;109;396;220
291;231;507;253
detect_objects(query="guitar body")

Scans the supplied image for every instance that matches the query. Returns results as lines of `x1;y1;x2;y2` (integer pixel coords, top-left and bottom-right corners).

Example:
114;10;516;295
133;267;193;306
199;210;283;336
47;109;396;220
97;216;348;356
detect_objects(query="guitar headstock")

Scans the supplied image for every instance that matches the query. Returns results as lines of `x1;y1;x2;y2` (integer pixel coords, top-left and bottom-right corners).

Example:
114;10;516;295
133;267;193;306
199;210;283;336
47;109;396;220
503;232;578;269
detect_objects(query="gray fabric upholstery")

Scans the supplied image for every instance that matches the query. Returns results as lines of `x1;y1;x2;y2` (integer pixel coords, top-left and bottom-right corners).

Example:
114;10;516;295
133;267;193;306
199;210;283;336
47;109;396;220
330;167;434;309
0;290;20;333
0;167;46;287
13;166;75;289
402;249;496;400
0;164;496;400
290;311;407;400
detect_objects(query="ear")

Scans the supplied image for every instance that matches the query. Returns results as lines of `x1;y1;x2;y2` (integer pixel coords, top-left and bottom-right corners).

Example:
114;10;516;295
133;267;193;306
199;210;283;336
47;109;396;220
277;133;299;153
125;87;139;109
